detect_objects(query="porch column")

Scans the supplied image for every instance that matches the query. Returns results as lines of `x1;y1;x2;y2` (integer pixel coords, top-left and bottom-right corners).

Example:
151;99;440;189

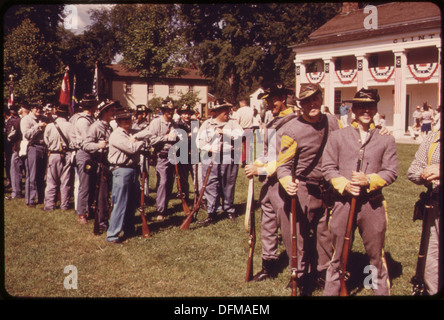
393;50;407;138
356;54;369;90
323;58;336;111
295;58;306;98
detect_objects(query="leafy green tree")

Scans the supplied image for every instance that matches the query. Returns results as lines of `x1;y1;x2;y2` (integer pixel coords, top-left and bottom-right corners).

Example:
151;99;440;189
4;18;62;103
179;3;341;103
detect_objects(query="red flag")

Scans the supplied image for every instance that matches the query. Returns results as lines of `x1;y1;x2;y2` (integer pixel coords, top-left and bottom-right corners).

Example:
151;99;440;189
59;68;71;106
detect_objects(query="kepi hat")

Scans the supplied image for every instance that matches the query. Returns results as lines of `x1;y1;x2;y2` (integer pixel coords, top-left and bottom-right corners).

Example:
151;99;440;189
352;88;380;104
161;98;175;110
258;81;294;100
80;93;99;110
296;83;322;101
56;104;70;115
177;104;194;114
114;107;134;120
208;98;233;113
97;100;119;117
135;104;148;113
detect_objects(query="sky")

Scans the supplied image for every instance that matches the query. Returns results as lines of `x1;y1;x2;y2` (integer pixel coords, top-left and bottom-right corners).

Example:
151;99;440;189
63;4;114;35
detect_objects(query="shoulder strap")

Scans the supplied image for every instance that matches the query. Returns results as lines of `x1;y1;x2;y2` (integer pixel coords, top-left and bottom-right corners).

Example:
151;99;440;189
265;113;297;146
298;114;329;179
53;121;70;149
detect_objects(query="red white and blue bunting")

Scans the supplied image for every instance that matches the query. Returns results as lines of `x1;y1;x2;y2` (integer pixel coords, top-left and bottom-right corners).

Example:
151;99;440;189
306;72;324;84
369;66;395;82
335;69;357;84
407;63;439;82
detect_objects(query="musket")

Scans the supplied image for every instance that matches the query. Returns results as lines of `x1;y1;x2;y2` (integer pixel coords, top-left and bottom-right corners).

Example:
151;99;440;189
180;134;222;230
193;163;199;208
339;157;363;296
244;176;255;282
139;144;151;238
290;176;299;296
173;149;191;216
411;187;433;296
179;156;214;230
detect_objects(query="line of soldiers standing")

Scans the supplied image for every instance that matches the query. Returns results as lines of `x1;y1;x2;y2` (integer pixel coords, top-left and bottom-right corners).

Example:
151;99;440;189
4;81;440;296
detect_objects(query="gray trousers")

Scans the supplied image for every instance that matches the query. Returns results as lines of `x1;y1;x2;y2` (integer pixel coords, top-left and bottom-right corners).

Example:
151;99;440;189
10;151;24;198
202;161;238;216
25;144;47;205
44;152;73;210
75;149;93;216
280;181;333;278
323;197;389;296
155;156;175;214
424;196;442;295
260;176;290;261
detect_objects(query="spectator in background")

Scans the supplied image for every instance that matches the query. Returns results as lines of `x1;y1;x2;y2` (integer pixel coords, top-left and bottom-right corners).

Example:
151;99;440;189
340;102;350;127
420;103;433;138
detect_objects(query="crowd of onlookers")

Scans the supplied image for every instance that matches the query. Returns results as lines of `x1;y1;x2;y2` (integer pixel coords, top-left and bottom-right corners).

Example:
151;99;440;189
409;103;441;141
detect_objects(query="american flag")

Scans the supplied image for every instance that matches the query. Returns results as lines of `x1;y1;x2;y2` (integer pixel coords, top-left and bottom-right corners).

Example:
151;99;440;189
7;75;14;109
93;62;98;100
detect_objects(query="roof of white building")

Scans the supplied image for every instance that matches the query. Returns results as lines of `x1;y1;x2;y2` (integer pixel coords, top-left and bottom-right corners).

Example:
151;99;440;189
292;2;441;49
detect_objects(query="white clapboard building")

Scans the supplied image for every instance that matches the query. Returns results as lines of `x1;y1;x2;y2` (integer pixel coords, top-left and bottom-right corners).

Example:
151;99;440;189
291;2;441;138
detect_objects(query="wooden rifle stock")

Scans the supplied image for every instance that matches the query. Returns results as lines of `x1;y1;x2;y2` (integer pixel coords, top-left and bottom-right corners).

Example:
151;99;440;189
139;151;151;238
339;158;363;296
339;196;357;296
174;151;191;216
411;188;432;296
179;160;213;230
180;135;222;230
245;177;255;282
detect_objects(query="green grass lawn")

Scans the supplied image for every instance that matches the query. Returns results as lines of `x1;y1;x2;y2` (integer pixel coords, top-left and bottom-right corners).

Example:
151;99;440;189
2;143;428;299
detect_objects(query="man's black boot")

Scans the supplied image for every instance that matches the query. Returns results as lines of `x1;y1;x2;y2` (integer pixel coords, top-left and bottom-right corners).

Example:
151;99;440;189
252;259;277;282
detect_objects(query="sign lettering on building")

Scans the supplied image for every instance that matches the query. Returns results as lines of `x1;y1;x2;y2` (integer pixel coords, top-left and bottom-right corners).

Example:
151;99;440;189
393;33;440;44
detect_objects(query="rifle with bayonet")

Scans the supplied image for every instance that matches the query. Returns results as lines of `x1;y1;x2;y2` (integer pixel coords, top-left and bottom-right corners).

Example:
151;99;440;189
244;176;255;282
411;187;433;296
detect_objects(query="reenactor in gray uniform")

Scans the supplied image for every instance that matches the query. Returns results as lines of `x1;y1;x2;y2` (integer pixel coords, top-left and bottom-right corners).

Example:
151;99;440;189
132;104;150;199
5;105;24;199
407;129;441;295
322;88;398;296
20;102;49;207
133;99;178;221
106;108;144;243
196;99;244;224
176;104;196;203
83;100;118;232
244;81;297;281
72;94;98;224
276;83;341;294
43;104;75;211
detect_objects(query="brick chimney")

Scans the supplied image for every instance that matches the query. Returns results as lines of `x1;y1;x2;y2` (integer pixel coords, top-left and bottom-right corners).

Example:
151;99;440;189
341;2;359;14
